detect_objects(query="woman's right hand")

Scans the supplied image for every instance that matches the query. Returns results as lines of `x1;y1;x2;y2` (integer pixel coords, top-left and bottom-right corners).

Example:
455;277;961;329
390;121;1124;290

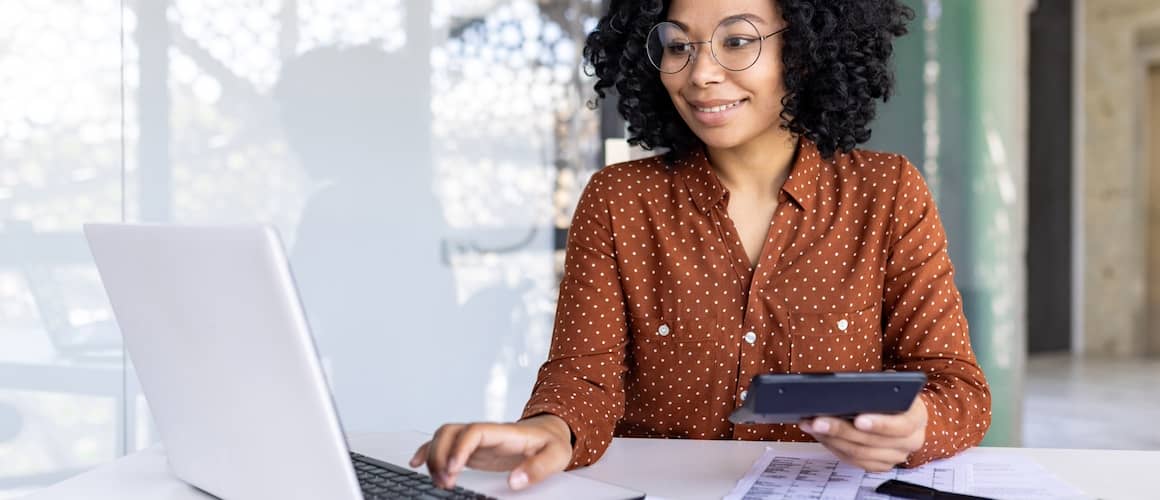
408;414;574;491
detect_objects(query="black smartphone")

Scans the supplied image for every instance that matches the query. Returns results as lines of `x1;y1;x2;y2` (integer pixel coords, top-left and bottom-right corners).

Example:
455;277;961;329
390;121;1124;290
728;372;926;424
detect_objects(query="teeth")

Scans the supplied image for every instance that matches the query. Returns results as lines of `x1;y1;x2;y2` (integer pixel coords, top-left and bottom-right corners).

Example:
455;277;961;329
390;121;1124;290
697;100;743;113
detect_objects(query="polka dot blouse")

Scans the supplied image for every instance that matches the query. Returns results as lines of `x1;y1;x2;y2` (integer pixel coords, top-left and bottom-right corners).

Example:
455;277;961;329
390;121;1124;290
521;138;992;470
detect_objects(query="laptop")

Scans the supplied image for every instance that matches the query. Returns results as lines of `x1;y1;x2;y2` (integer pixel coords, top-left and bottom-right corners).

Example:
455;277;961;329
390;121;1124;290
83;223;645;500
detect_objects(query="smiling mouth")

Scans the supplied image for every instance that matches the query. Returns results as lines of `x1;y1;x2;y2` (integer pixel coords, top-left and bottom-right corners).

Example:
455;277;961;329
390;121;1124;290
693;99;747;113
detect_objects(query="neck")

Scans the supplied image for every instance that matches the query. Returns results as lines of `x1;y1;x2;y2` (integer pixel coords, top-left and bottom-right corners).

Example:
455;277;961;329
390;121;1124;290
707;129;798;200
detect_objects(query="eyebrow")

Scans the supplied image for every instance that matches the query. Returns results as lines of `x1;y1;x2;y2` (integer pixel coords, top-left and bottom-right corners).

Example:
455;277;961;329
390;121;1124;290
666;13;769;31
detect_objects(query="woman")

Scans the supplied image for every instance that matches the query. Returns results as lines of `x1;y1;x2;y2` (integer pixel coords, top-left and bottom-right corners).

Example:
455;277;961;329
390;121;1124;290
412;0;991;491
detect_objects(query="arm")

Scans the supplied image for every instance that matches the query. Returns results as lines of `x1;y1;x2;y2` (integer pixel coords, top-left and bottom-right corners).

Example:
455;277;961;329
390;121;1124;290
411;172;631;490
881;158;992;466
520;171;630;469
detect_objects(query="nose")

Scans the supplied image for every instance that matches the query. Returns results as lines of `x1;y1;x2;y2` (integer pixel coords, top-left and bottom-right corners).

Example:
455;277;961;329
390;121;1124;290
688;44;724;88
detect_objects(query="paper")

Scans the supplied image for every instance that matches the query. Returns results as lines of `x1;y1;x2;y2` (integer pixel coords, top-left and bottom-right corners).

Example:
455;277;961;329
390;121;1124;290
963;457;1090;500
724;448;1088;500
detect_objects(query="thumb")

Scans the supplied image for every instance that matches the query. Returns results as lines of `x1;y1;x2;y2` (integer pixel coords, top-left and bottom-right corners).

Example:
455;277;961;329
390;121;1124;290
507;442;570;491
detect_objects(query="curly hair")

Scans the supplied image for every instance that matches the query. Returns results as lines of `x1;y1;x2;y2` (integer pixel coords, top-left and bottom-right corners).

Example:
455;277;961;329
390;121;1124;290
584;0;914;159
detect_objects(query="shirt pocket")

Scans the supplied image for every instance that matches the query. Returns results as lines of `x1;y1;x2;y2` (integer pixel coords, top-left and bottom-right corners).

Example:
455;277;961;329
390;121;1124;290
788;305;882;373
627;312;720;402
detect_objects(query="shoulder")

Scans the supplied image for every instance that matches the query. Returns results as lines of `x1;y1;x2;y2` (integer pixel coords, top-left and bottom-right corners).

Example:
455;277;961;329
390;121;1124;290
581;154;678;202
827;146;913;181
591;154;675;186
831;148;943;242
822;146;925;200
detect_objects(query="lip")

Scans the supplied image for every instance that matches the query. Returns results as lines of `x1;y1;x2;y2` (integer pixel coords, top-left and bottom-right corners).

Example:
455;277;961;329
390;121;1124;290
685;97;748;127
687;98;746;108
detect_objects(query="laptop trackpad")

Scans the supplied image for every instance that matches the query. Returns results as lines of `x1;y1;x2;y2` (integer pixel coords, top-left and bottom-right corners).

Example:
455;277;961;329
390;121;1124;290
349;431;645;500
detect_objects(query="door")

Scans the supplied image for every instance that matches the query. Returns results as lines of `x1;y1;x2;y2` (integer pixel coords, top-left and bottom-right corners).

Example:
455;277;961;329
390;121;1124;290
1147;64;1160;355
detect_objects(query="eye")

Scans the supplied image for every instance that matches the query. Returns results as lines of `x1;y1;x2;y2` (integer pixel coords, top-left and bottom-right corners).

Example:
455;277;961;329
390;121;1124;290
666;42;693;55
722;36;757;49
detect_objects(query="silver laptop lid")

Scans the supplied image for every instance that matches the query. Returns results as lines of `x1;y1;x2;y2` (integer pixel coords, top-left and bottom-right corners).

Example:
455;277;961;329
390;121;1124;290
84;223;362;500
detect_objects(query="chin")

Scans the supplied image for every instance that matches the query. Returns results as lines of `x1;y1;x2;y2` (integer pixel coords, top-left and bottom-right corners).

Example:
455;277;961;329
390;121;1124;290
692;130;750;150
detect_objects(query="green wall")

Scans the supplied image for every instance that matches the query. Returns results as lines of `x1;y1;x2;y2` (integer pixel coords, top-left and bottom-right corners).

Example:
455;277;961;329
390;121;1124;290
869;0;1027;446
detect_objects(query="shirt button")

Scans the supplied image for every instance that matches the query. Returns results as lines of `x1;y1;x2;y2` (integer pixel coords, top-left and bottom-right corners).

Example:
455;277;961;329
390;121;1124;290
658;324;671;337
837;319;849;331
743;331;757;344
740;390;748;401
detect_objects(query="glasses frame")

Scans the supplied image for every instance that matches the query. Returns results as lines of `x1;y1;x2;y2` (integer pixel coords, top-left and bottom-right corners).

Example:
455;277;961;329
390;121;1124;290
646;18;789;74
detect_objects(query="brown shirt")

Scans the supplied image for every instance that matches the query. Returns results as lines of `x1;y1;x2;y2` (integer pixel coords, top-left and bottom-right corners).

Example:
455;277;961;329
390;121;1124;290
522;138;991;469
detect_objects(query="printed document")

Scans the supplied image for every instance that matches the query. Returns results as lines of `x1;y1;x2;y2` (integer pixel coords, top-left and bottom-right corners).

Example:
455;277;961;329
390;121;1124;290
724;448;1087;500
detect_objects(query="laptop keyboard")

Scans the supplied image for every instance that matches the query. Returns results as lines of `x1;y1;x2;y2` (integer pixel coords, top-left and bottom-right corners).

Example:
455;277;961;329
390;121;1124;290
351;451;498;500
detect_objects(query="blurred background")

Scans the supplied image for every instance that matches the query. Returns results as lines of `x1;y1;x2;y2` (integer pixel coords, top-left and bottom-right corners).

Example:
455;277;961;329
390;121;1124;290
0;0;1158;496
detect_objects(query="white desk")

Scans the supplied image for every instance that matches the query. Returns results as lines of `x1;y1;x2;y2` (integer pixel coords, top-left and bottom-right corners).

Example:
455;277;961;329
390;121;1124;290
24;432;1160;499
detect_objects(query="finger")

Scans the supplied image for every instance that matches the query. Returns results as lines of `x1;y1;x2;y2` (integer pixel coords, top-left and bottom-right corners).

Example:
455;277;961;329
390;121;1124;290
804;417;913;452
507;438;571;490
409;441;431;468
447;424;486;472
813;433;909;469
809;439;896;473
427;424;464;488
802;419;909;454
855;394;928;440
851;412;920;439
445;423;503;484
802;417;876;443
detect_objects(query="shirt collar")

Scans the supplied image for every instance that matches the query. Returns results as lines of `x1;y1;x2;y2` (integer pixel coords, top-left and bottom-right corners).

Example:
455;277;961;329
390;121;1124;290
680;137;823;215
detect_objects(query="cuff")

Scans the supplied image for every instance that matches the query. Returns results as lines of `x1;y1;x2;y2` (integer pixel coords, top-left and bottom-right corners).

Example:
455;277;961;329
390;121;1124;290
521;402;608;470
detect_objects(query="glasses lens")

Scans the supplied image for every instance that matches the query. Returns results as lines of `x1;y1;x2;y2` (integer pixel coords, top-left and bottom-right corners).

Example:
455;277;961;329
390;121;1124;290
712;18;762;71
647;22;692;73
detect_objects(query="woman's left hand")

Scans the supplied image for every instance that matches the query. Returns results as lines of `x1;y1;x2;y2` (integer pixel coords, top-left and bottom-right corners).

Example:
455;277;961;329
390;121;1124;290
799;395;928;472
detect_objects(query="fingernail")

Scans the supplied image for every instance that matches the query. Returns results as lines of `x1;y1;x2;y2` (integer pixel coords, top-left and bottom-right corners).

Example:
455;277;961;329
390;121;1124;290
855;416;874;431
799;421;813;433
813;419;830;434
510;470;528;490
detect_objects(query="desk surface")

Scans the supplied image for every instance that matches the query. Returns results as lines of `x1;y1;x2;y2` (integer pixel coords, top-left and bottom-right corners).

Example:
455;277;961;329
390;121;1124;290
25;432;1160;500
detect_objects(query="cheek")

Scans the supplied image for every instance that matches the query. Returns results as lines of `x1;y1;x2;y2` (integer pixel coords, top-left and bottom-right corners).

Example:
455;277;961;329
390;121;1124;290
756;67;785;96
660;76;684;104
750;51;786;95
742;68;786;115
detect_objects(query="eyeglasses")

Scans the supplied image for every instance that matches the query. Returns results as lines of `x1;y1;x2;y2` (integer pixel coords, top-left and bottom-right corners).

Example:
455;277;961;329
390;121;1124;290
646;18;788;74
